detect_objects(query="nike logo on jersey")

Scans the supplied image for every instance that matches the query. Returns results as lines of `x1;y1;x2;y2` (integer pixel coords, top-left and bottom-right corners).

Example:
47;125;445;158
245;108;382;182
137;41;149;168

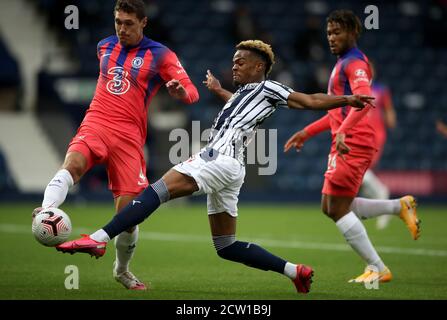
132;200;141;206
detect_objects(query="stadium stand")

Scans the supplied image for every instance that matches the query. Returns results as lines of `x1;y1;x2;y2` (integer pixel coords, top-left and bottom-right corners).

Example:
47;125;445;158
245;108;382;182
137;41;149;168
0;35;21;111
0;148;16;193
6;0;447;200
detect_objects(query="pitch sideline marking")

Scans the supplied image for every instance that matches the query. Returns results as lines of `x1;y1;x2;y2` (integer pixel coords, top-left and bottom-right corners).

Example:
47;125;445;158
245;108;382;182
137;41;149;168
2;223;447;257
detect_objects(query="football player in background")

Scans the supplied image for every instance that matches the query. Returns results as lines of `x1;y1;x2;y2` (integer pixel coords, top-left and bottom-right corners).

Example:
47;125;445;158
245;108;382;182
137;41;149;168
32;0;199;290
55;39;374;294
285;10;420;285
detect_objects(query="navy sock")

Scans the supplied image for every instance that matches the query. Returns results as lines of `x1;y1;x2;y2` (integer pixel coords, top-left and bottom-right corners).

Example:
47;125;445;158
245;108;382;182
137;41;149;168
217;241;287;274
102;186;161;239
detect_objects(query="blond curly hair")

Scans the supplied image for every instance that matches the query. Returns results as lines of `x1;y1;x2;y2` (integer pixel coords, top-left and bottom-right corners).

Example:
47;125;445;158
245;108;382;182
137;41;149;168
236;40;275;76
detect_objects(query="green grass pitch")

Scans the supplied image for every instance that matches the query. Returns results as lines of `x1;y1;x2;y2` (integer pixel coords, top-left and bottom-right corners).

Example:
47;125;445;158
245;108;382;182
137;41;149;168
1;203;446;300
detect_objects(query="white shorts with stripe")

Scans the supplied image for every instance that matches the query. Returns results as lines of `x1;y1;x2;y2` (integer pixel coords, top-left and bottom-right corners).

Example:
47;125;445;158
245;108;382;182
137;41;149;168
173;148;245;217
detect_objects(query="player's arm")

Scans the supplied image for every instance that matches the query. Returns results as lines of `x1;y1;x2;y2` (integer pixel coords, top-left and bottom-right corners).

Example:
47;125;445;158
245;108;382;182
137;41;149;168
287;91;374;111
202;70;233;102
284;114;330;153
161;50;199;104
271;80;371;153
166;78;199;104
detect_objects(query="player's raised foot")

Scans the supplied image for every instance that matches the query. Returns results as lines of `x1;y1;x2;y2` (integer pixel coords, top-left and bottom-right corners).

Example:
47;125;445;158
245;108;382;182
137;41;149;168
113;261;147;290
348;265;392;284
399;195;421;240
291;264;314;294
56;234;107;258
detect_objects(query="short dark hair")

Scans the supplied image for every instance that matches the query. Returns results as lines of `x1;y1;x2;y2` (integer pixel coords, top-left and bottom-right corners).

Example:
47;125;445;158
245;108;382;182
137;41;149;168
327;9;362;40
114;0;146;20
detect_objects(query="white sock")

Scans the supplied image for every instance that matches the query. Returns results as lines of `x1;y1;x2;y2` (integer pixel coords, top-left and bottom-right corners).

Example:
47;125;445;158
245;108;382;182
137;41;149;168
361;169;390;200
283;262;297;279
90;229;110;243
350;198;401;220
114;226;139;274
42;169;74;208
336;212;386;272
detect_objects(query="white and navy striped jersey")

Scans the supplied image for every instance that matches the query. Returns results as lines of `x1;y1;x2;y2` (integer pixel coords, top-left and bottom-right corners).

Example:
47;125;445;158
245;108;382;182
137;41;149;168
207;80;293;164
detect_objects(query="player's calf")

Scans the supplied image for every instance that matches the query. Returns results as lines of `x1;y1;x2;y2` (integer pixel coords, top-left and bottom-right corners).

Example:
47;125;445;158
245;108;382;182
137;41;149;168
213;235;284;271
212;235;314;294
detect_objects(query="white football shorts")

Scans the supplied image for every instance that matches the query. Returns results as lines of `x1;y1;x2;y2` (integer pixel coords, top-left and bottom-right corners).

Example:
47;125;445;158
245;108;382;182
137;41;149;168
173;148;245;217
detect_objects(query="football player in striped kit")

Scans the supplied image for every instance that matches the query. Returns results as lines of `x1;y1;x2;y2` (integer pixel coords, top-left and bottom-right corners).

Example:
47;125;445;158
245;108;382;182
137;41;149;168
56;40;374;294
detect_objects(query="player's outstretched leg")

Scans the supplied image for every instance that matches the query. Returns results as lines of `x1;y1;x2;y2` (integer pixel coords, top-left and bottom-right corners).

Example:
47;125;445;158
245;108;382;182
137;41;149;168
210;211;313;294
213;235;314;294
349;195;421;239
56;179;170;256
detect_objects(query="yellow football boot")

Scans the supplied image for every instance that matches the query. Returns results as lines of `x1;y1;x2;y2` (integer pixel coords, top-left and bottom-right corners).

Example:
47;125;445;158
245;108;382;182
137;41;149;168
349;265;392;283
399;195;421;240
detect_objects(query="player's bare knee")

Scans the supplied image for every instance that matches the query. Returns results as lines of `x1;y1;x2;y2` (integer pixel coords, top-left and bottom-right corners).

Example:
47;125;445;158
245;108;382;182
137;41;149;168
323;208;339;222
62;152;88;183
162;170;198;199
321;203;329;216
63;167;81;183
321;202;335;219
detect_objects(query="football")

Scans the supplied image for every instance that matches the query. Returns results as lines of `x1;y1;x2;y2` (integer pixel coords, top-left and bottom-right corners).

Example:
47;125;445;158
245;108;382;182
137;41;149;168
32;208;72;246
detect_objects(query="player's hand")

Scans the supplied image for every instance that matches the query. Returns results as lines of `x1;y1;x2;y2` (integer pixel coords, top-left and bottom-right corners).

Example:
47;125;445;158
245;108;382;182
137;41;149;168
346;95;375;110
202;70;222;92
335;132;350;160
284;130;309;153
166;79;187;100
